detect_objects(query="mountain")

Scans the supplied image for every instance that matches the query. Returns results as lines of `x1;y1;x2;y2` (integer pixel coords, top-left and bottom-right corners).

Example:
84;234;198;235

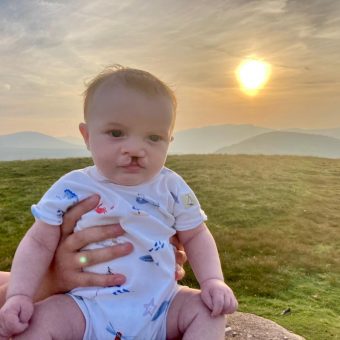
0;131;82;149
57;135;85;146
0;131;89;161
216;131;340;158
284;127;340;140
3;126;340;161
169;124;273;154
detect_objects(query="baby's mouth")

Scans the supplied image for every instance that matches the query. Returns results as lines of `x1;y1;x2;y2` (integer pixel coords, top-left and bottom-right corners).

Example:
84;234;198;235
121;157;144;170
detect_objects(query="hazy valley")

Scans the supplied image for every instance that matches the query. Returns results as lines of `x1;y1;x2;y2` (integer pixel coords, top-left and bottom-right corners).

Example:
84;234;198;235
1;124;340;161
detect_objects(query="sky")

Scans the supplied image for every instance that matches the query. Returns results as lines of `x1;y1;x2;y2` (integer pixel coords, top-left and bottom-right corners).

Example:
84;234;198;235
1;0;340;137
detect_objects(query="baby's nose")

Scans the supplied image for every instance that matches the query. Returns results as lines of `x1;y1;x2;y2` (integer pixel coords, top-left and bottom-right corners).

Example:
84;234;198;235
121;139;146;157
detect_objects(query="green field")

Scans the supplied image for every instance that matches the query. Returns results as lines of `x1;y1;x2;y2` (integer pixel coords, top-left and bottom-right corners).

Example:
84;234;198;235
0;155;339;339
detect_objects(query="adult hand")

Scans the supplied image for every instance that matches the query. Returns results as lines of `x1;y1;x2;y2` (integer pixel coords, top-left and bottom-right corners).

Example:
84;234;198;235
36;195;133;300
171;235;187;281
35;194;187;301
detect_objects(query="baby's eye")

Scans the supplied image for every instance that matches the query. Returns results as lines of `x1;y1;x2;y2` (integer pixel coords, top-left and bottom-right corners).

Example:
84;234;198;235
149;135;162;142
110;130;123;137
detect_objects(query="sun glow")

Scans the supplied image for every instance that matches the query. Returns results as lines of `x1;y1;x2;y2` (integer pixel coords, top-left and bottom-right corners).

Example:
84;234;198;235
236;59;271;96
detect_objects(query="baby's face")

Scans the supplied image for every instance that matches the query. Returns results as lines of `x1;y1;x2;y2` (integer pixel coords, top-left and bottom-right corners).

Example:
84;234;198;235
80;85;174;186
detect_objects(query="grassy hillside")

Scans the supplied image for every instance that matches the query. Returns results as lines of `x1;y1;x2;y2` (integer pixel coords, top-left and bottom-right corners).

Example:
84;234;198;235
0;155;339;339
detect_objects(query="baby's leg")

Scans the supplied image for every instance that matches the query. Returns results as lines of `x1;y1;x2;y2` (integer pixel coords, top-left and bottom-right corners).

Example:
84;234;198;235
166;286;225;340
13;294;85;340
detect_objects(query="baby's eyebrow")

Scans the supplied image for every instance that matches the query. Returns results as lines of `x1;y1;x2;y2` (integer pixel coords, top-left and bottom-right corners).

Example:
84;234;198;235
147;129;169;136
106;122;125;128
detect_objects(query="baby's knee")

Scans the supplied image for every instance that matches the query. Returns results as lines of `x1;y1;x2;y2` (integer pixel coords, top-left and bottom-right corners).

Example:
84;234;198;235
168;288;226;339
188;293;210;314
180;290;223;323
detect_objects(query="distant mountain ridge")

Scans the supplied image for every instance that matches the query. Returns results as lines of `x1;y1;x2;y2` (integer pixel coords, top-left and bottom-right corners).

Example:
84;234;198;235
1;125;340;161
217;131;340;159
57;135;85;146
0;131;89;161
284;127;340;140
0;131;81;149
169;124;273;154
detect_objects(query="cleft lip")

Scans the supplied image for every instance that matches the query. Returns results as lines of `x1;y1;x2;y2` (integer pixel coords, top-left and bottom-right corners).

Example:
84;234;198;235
120;158;145;171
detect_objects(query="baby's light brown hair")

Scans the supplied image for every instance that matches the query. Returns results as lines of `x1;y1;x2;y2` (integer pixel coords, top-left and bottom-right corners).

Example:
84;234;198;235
83;65;177;127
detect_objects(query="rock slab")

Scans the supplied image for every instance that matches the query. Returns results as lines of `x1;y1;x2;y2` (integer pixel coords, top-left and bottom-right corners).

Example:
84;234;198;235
225;312;305;340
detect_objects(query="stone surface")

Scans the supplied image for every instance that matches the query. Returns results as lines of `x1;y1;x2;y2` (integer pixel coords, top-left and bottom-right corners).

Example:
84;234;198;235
225;312;305;340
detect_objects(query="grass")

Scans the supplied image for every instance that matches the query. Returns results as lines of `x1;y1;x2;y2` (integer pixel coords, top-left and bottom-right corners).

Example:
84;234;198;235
0;155;339;339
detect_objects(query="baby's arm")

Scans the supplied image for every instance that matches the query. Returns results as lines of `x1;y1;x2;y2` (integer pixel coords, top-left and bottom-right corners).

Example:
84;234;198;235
178;223;238;316
0;221;60;337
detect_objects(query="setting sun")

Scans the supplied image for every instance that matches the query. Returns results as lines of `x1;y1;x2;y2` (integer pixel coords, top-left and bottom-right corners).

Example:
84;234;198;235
236;59;271;96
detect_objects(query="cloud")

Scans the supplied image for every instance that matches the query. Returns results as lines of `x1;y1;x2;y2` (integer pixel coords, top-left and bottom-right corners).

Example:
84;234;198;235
0;0;339;134
1;84;11;91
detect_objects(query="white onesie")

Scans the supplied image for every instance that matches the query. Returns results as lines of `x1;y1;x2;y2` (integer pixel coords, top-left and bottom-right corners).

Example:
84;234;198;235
32;166;206;340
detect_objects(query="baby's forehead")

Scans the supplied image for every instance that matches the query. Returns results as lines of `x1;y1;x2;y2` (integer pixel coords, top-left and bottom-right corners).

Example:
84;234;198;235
84;68;177;125
88;84;175;119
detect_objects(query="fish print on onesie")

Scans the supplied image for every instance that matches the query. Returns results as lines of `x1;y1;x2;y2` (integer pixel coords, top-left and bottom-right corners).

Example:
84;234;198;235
31;166;206;339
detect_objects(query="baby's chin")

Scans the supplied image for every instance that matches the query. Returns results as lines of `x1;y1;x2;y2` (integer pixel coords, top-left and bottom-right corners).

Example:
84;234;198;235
107;173;154;186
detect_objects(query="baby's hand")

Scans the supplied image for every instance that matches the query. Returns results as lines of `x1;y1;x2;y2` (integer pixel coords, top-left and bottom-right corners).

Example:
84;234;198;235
0;295;34;338
200;278;238;316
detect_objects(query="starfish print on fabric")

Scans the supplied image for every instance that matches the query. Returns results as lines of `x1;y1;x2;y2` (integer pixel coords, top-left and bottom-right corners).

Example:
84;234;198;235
143;298;157;317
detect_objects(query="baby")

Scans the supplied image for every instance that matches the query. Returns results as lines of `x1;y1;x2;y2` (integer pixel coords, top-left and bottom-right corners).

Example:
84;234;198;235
0;66;237;340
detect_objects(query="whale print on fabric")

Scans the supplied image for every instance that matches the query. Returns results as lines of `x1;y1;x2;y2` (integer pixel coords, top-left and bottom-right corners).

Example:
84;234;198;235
139;255;159;266
132;205;148;216
136;194;148;204
170;191;179;204
63;189;78;201
111;285;131;296
136;193;160;208
140;240;165;266
56;188;79;203
151;300;170;321
148;241;165;252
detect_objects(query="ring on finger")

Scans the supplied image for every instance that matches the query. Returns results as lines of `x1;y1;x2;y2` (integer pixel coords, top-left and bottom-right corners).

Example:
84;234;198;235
79;255;88;266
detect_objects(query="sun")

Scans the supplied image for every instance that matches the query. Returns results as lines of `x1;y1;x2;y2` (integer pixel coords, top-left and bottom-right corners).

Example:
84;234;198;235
236;59;271;96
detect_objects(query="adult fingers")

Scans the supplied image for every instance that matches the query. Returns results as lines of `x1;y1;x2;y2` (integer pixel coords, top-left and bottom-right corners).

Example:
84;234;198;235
170;235;184;252
171;235;187;280
74;243;133;269
60;195;100;240
71;272;126;288
62;224;125;252
175;264;186;281
175;249;187;267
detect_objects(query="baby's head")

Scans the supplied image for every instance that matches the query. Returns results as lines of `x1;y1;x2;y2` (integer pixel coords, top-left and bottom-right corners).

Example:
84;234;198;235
80;65;177;186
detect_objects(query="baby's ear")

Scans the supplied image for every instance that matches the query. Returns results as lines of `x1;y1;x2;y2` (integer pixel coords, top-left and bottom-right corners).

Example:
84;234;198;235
79;123;90;150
